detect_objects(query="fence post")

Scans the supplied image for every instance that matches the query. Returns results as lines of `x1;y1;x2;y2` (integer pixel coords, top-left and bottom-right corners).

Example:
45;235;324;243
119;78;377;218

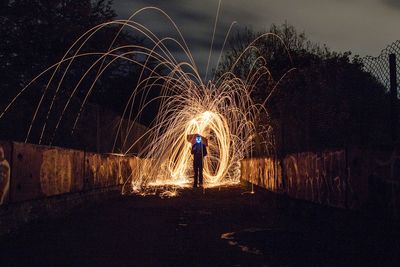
344;145;349;209
96;105;101;153
389;53;398;142
280;121;286;191
8;141;14;203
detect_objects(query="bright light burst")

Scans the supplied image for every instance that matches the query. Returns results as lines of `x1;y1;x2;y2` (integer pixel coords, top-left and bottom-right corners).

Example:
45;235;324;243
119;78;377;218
0;5;295;196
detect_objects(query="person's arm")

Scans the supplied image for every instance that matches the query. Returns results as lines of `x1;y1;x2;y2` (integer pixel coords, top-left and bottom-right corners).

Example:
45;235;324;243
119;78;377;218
203;144;207;157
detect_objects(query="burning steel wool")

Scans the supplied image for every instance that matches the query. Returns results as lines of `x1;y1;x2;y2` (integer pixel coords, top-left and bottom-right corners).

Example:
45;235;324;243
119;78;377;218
0;4;294;195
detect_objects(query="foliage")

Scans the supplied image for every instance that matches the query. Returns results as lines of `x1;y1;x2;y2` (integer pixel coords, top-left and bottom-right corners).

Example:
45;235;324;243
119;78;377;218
0;0;154;146
217;23;391;154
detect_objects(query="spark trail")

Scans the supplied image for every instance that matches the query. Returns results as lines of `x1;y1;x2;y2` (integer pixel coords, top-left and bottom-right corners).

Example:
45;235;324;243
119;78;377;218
0;5;294;195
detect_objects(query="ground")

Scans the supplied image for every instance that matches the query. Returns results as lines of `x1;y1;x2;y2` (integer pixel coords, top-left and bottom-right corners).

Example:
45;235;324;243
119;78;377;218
0;185;399;266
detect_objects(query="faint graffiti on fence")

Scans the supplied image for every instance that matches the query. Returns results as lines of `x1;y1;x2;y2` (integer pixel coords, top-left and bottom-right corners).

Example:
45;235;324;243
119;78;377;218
241;158;282;191
40;149;73;196
284;150;347;208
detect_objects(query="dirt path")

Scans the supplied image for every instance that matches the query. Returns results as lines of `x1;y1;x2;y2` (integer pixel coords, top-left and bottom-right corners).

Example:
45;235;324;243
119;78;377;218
0;185;399;266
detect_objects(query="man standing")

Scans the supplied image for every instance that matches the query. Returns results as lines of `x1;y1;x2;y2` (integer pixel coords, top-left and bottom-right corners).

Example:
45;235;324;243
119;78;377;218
191;135;207;188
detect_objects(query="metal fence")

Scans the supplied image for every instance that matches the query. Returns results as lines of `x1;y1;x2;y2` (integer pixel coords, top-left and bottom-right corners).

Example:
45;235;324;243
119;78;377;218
362;40;400;97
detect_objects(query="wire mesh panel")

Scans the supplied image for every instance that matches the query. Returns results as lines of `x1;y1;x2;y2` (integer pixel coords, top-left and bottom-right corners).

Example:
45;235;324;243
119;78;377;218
362;40;400;97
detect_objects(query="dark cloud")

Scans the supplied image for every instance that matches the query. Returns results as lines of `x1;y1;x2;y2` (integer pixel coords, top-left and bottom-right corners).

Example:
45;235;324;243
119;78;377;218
113;0;233;76
112;0;400;76
383;0;400;9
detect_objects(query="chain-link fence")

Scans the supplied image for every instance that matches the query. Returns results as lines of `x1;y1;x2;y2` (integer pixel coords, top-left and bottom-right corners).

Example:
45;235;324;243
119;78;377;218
267;40;400;156
362;40;399;142
362;40;400;97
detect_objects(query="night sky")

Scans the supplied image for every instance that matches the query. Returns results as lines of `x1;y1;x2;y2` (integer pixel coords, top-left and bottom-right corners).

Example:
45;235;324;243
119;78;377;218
113;0;400;76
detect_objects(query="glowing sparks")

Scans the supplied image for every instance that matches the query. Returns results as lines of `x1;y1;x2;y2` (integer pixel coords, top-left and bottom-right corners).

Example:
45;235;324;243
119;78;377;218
125;80;259;193
0;6;294;196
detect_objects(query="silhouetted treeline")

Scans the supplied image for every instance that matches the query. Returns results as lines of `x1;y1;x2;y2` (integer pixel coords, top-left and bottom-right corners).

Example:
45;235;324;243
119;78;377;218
217;24;394;155
0;1;159;149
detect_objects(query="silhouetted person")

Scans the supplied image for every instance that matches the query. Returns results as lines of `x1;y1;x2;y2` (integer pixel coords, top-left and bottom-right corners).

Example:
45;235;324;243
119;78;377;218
191;135;207;188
